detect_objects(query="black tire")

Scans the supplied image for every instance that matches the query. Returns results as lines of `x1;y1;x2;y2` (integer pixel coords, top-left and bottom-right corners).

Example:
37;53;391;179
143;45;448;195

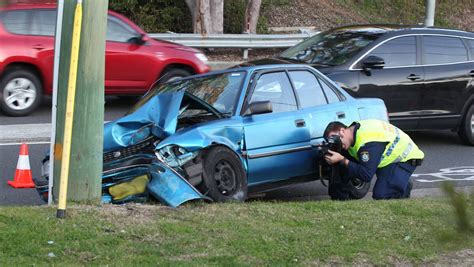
159;68;191;84
348;177;370;199
0;69;43;116
458;105;474;146
198;146;247;202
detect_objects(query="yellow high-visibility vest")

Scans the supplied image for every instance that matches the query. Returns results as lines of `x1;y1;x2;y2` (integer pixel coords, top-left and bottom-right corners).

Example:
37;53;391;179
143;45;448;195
348;120;424;168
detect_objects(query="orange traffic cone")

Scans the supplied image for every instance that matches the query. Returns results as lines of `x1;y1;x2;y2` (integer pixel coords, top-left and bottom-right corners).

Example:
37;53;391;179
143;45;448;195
8;143;35;188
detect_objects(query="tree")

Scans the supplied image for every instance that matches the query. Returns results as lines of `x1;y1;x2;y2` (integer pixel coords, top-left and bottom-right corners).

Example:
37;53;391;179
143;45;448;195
186;0;223;34
243;0;261;33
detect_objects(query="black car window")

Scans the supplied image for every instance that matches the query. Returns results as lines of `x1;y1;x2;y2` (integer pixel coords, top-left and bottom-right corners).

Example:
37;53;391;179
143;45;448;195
368;36;416;67
423;36;468;64
107;15;138;42
1;10;32;35
289;71;327;108
318;78;340;103
279;28;384;66
31;10;56;36
465;39;474;60
250;72;297;113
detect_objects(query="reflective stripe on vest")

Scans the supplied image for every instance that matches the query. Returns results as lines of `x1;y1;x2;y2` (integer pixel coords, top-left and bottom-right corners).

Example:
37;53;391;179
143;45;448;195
348;120;424;168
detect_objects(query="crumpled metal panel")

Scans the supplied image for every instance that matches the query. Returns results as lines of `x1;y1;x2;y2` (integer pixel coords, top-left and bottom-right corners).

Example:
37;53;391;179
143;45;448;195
103;91;184;152
156;119;244;153
147;163;210;208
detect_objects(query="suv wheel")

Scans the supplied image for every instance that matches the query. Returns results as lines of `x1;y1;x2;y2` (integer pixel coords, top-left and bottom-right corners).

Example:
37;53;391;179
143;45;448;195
458;105;474;145
0;70;43;116
160;68;191;83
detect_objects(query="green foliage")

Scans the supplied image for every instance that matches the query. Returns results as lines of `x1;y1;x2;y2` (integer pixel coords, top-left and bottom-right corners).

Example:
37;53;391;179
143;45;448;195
442;182;474;234
108;0;192;33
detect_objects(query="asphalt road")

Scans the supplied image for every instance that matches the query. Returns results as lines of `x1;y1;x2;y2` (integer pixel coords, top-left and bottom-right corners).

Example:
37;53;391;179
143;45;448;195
1;98;473;205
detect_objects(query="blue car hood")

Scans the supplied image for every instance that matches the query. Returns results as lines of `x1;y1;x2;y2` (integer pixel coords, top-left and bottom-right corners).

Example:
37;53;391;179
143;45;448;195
103;91;185;152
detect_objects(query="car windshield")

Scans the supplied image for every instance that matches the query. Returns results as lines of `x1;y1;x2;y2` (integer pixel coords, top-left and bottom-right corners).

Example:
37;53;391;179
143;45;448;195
129;71;246;115
279;28;385;66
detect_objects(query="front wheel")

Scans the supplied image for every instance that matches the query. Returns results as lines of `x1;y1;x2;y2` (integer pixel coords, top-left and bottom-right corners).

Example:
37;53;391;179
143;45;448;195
198;146;247;202
159;68;192;84
458;105;474;146
0;69;43;116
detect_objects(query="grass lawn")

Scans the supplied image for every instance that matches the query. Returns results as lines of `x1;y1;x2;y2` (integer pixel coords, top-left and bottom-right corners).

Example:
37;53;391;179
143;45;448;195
0;198;472;265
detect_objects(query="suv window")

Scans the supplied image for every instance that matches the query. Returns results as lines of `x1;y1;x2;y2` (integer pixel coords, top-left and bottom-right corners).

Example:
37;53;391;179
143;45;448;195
368;36;417;67
423;36;468;64
107;15;138;42
31;10;56;36
250;72;297;113
466;39;474;60
289;71;327;108
1;10;32;35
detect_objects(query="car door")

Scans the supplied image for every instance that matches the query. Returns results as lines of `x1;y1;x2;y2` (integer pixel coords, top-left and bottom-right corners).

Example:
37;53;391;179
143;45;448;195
105;15;156;93
357;36;423;129
419;35;473;129
242;70;312;185
287;70;359;168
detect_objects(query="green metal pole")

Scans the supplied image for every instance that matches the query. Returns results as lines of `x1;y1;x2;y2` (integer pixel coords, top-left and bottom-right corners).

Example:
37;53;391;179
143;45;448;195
54;0;108;203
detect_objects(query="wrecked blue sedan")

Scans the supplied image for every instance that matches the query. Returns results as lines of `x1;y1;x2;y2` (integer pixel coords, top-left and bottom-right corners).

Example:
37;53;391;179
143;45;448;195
37;64;388;206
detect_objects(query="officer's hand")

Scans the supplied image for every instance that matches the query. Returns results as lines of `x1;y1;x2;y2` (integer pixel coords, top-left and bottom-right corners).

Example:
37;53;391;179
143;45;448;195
324;150;345;165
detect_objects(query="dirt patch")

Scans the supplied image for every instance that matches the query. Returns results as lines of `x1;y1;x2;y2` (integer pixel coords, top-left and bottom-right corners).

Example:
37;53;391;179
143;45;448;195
262;0;369;31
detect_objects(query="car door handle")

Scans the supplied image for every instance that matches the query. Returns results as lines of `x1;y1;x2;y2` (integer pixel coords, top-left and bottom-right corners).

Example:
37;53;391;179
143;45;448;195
336;111;345;119
407;74;421;81
469;70;474;77
33;44;45;50
295;119;306;127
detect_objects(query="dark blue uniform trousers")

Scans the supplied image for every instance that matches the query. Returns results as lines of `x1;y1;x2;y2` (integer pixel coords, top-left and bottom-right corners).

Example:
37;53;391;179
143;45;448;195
372;161;416;199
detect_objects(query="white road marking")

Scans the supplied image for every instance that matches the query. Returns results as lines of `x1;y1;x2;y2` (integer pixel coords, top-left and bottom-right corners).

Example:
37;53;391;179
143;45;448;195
413;166;474;182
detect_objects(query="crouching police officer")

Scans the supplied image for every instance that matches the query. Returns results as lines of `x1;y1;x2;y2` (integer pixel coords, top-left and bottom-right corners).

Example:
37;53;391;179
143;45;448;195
323;119;424;200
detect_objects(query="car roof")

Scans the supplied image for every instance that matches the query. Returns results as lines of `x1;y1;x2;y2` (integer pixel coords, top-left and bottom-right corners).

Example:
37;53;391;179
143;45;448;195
330;24;474;38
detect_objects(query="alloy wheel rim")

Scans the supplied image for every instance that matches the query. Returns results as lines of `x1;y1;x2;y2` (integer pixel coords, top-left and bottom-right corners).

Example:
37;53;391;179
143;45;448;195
470;113;474;138
4;78;37;110
214;160;237;195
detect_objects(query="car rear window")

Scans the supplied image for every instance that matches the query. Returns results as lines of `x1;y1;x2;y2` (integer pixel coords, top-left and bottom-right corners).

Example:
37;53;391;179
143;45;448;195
1;10;32;35
423;36;468;64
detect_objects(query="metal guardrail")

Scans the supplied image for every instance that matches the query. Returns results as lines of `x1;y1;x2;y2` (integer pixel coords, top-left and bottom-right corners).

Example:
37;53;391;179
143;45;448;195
148;32;319;59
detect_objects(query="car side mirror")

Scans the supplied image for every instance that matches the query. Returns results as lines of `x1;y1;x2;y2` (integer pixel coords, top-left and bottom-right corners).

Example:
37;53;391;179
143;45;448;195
361;55;385;70
245;101;273;116
128;33;148;45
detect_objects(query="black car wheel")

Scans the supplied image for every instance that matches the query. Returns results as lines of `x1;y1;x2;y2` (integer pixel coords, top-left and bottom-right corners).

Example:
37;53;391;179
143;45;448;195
458;105;474;146
348;177;370;199
160;68;191;83
0;69;43;116
199;146;247;202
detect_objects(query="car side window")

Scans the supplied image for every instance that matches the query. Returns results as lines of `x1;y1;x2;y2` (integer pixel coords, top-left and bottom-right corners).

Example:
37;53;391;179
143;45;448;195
318;78;340;103
107;15;138;42
2;10;32;35
31;10;56;36
250;72;297;113
465;39;474;60
368;36;417;67
288;71;327;108
423;36;468;64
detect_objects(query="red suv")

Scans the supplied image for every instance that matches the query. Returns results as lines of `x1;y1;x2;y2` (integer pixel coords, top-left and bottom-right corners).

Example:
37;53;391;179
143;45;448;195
0;3;210;116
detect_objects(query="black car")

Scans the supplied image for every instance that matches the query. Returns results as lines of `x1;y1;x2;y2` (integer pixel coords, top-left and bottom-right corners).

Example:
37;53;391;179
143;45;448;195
243;25;474;145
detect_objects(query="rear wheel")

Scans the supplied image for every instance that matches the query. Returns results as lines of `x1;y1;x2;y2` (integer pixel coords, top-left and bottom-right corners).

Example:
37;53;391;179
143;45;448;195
159;68;192;84
0;69;43;116
458;105;474;145
198;146;247;202
348;177;370;199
